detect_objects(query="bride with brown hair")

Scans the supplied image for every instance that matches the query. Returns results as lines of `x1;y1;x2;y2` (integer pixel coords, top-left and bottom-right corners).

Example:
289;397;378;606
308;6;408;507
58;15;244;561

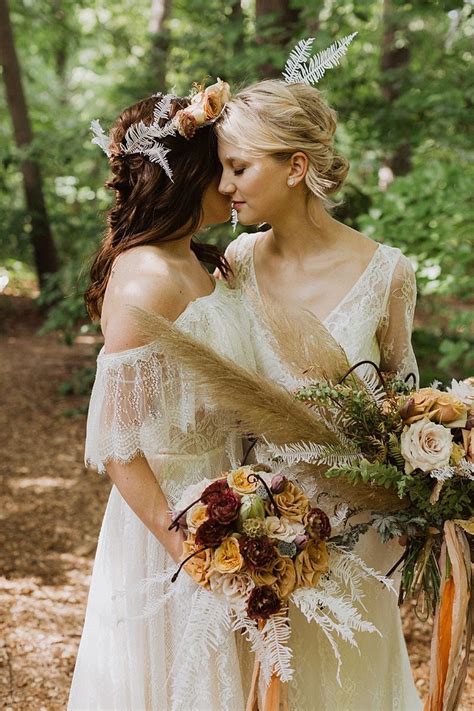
68;84;256;710
216;79;422;710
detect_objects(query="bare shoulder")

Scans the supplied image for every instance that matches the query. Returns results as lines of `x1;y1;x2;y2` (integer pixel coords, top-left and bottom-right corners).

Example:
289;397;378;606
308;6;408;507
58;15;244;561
101;246;187;353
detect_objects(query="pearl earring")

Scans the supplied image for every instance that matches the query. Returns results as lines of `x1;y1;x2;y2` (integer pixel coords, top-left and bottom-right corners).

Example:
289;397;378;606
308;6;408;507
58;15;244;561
287;177;296;187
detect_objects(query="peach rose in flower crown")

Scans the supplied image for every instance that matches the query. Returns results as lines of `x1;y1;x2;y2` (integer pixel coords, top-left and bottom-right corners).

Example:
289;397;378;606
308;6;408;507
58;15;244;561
400;418;453;474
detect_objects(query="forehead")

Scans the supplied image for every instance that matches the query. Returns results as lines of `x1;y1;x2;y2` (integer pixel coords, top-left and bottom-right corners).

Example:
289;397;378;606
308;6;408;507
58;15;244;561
217;139;253;163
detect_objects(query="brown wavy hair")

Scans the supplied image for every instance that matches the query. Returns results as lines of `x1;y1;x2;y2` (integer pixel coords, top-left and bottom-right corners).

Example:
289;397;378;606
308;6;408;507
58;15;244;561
85;94;229;320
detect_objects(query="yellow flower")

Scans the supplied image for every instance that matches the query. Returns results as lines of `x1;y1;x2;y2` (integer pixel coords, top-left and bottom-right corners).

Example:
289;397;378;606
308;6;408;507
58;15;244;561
400;388;467;428
294;541;329;588
186;503;209;533
213;536;244;574
227;466;258;495
272;481;310;523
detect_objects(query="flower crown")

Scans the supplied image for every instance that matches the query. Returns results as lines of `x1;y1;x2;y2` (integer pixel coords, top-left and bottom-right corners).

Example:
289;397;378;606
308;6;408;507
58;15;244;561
91;33;356;182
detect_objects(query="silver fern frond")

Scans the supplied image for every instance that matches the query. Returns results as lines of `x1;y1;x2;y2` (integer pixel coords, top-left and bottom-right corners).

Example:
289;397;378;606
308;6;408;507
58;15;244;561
282;37;315;83
266;440;362;467
90;119;111;156
286;33;357;86
146;144;173;181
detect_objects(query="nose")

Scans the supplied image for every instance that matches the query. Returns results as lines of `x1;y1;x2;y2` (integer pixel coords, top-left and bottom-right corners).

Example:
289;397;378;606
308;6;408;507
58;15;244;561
218;169;236;196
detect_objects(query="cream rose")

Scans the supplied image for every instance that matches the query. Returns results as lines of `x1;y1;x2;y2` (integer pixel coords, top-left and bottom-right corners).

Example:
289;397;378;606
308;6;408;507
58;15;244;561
264;516;305;543
227;466;258;494
212;536;244;574
208;571;254;610
400;418;453;474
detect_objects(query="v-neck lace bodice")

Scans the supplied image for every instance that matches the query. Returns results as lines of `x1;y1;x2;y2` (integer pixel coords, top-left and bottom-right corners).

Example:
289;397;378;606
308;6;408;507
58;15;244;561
228;231;419;387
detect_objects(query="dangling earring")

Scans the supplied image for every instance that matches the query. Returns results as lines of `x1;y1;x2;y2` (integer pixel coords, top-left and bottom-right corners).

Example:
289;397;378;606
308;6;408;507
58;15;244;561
231;206;238;232
287;177;296;187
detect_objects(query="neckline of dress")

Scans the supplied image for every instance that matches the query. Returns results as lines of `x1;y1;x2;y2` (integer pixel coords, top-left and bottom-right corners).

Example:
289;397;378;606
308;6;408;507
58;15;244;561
247;232;383;325
99;278;222;361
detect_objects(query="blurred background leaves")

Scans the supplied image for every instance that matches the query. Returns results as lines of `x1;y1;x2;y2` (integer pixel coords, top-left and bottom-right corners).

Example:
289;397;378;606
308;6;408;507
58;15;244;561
1;0;473;384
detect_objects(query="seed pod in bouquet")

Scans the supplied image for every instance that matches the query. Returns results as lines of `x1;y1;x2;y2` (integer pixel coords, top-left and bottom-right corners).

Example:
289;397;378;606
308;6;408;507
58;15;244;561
304;507;332;542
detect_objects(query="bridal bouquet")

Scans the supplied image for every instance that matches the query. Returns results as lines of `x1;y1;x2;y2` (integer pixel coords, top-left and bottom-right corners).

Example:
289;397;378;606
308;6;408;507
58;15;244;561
169;463;393;703
288;371;474;614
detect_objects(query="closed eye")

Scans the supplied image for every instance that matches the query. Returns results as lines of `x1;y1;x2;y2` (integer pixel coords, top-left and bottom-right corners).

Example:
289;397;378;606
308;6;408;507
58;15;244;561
233;168;245;176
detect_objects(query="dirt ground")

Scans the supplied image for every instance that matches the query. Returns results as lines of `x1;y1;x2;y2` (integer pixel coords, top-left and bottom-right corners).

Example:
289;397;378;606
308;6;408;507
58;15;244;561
1;294;472;711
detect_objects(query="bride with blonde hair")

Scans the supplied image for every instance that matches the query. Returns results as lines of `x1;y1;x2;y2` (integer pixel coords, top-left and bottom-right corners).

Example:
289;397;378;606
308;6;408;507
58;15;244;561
216;78;422;710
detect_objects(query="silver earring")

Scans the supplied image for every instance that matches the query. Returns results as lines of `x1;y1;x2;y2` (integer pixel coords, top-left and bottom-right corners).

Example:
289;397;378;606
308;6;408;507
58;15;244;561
231;207;238;232
287;177;296;187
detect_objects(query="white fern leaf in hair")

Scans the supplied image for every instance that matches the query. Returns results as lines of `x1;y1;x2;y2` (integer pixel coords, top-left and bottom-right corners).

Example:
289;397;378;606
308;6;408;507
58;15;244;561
152;92;174;123
282;37;315;83
286;33;357;86
90;119;111;156
146;144;173;181
121;119;152;154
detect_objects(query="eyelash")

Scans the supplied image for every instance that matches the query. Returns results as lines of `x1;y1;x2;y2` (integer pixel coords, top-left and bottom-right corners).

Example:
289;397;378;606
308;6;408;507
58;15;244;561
233;168;245;176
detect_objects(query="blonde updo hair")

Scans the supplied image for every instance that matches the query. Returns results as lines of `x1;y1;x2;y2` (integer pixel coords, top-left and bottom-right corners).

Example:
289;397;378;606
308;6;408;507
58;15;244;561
217;80;349;201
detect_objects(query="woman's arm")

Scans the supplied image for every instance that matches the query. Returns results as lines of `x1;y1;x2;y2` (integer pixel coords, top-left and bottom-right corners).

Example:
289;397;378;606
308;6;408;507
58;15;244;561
106;455;184;563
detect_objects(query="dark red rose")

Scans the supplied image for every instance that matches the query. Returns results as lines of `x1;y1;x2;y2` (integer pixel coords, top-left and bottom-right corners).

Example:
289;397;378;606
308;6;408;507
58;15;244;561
195;520;230;547
247;585;282;620
207;490;241;525
304;507;331;541
239;535;277;571
201;479;230;504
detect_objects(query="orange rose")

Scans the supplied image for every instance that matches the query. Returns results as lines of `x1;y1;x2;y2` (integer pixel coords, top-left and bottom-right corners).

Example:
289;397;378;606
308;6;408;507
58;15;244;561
400;388;467;427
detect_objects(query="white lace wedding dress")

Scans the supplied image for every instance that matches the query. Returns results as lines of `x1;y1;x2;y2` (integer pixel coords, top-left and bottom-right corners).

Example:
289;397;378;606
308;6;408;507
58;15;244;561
68;280;256;711
227;232;423;711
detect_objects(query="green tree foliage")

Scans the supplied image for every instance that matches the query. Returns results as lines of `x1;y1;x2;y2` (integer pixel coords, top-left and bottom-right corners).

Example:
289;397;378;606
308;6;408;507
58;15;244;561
1;0;472;380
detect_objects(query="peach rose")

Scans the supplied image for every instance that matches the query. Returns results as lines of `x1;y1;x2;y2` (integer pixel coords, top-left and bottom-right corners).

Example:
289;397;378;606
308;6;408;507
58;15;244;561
294;540;329;588
182;536;213;588
272;481;310;523
400;418;453;474
213;536;244;574
227;466;258;495
186;503;209;533
399;388;467;428
174;110;198;139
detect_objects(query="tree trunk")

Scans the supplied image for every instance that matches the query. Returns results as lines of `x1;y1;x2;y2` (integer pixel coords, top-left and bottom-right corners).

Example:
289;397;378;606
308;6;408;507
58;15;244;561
149;0;172;89
229;0;244;56
380;0;411;177
256;0;300;78
0;0;58;288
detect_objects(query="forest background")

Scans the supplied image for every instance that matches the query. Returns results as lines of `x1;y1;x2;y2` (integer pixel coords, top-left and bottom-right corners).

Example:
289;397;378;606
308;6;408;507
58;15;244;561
1;1;473;708
1;0;473;384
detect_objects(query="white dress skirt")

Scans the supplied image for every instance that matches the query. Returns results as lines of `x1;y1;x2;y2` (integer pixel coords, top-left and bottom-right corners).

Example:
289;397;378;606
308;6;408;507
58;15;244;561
68;280;257;711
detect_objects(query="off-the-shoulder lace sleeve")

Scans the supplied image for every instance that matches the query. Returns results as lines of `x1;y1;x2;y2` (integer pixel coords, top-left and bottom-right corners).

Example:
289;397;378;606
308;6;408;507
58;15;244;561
85;343;185;473
377;254;419;385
